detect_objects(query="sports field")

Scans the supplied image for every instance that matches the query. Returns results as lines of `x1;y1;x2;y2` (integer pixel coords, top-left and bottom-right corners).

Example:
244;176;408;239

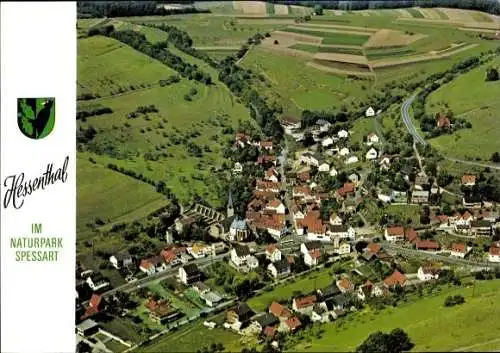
290;280;500;352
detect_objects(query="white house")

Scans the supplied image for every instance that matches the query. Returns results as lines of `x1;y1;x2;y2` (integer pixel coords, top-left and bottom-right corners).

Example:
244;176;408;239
450;243;470;258
266;244;282;263
417;267;440;282
267;259;291;279
384;226;405;242
301;242;322;267
139;256;167;275
345;156;359;165
378;193;392;203
233;162;243;173
329;168;338;177
366;133;379;145
266;199;286;214
337;130;349;139
86;273;110;292
337;242;351;255
300;152;321;167
230;245;251;267
365;147;378;160
321;137;334;147
265;168;279;182
365;106;375;117
488;247;500;262
179;264;201;285
317;119;332;133
109;253;133;269
329;213;342;226
329;225;355;240
379;157;391;171
318;162;330;172
339;147;350;156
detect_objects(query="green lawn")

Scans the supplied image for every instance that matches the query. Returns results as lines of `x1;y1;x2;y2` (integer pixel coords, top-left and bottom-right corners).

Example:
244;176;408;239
426;56;500;160
247;268;336;312
138;314;255;353
77;158;167;240
101;317;147;345
289;43;364;56
77;35;175;97
290;280;500;352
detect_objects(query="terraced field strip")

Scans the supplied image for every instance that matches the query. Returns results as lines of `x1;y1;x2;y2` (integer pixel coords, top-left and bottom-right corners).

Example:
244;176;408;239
282;27;371;46
195;46;240;50
232;1;267;15
364;29;427;48
418;8;444;20
271;30;322;44
405;8;425;18
429;42;468;55
314;52;369;65
295;23;378;33
287;25;374;36
371;43;478;68
434;8;449;20
458;27;499;33
365;46;416;60
308;59;373;75
289;43;364;55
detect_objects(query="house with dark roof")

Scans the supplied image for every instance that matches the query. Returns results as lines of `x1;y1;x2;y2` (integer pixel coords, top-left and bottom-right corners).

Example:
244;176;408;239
251;313;279;333
316;284;341;301
85;272;110;292
227;302;254;331
109;253;134;270
146;298;182;323
324;294;348;311
470;220;492;236
268;258;291;279
179;263;201;285
140;256;167;275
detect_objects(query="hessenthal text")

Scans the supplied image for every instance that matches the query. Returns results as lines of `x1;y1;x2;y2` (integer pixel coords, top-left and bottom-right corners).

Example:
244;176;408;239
10;237;63;262
3;155;69;209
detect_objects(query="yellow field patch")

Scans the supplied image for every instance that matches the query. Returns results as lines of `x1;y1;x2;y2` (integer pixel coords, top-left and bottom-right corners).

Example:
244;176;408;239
394;9;413;18
270;30;323;44
439;8;475;22
274;4;289;15
418;8;442;20
232;1;267;15
364;29;426;48
314;52;368;65
258;42;314;59
290;5;310;15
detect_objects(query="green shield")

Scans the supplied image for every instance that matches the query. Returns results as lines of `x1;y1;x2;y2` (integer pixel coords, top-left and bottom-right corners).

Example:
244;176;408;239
17;97;56;139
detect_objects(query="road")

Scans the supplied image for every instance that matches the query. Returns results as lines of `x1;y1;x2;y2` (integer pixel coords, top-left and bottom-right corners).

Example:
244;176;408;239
401;93;500;170
382;242;500;268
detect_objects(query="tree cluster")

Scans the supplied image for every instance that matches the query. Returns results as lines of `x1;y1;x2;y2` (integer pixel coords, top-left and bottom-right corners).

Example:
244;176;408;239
485;67;499;82
76;106;113;121
356;328;414;353
444;294;465;307
77;1;209;19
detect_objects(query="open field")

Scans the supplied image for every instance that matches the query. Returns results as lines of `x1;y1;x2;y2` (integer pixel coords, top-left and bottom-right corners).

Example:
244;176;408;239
364;29;426;48
291;280;500;352
77;35;175;97
426;56;500;160
77;158;167;240
289;43;364;55
247;268;336;312
283;27;371;46
138;313;255;352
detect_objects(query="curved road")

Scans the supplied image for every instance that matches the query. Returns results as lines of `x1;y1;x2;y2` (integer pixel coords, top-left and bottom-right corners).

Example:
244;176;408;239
401;94;500;171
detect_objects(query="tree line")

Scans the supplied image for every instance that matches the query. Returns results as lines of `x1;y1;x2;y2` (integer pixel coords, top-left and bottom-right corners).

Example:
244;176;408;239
76;106;113;121
87;25;212;85
268;0;500;15
77;1;209;19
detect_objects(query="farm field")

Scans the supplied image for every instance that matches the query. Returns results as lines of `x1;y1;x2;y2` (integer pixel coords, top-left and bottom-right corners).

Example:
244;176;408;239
283;27;371;46
247;267;337;312
76;158;167;240
77;35;176;98
290;280;500;352
426;56;500;160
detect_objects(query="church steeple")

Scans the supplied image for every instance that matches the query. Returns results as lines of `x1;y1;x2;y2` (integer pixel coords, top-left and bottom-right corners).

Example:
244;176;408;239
227;190;234;218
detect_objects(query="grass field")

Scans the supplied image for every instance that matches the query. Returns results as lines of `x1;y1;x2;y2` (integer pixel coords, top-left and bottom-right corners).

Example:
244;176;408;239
405;8;425;19
290;280;500;352
289;43;364;55
283;27;371;46
365;46;416;60
101;317;147;345
138;313;254;352
77;35;176;97
77;158;167;240
426;56;500;160
247;268;337;312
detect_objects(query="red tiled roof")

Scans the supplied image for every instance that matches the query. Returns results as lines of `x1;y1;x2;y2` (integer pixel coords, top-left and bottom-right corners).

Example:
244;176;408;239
367;243;381;254
309;249;321;259
287;256;295;264
384;270;407;287
256;155;277;164
299;211;326;234
256;179;281;191
387;226;405;236
415;240;440;250
266;244;280;254
437;116;451;128
267;199;283;208
461;175;476;185
293;185;310;195
140;259;154;270
81;294;104;320
461;211;473;220
269;302;292;318
261;141;273;148
294;295;317;309
336;183;355;197
285;316;302;330
435;215;449;223
337;278;353;291
263;326;276;337
297;171;310;182
451;243;466;253
404;228;418;243
161;249;176;263
489;246;500;256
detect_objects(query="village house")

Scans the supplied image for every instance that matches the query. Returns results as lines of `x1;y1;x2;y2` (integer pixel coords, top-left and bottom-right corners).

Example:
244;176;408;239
227;302;254;331
188;243;212;259
161;248;181;267
266;199;286;214
461;174;476;187
321;136;335;147
268;259;291;279
175;216;197;234
365;106;375;117
329;213;343;226
269;302;292;322
318;162;330;173
379;156;391;171
436;114;451;129
300;152;322;167
283;316;302;333
384;270;408;289
488;246;500;263
298;211;327;240
281;117;301;135
179;263;202;285
256;155;277;167
261;140;273;151
404;228;419;244
317;119;332;132
230;244;259;272
357;280;384;301
264;168;279;183
339;147;350;156
266;244;282;262
365;147;378;160
250;313;279;336
415;239;440;252
109;253;134;270
301;241;322;267
366;132;379;145
233;162;243;174
76;319;99;337
336;277;354;293
337;129;349;139
192;281;210;296
450;243;470;258
337;241;351;255
200;291;223;307
145;298;182;324
311;302;331;323
384;226;405;242
328;224;355;240
470;220;493;236
411;190;429;204
292;295;317;314
417;266;440;282
345;156;359;165
80;294;106;321
414;174;430;190
324;294;349;312
336;182;356;200
330;167;338;177
139;256;167;275
454;211;474;232
86;273;109;292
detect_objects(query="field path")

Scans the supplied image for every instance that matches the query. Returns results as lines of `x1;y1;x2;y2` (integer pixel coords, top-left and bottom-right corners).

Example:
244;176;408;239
195;46;240;50
452;337;500;352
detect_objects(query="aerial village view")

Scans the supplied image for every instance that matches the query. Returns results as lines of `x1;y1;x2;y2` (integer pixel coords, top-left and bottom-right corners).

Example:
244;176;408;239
75;1;500;352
